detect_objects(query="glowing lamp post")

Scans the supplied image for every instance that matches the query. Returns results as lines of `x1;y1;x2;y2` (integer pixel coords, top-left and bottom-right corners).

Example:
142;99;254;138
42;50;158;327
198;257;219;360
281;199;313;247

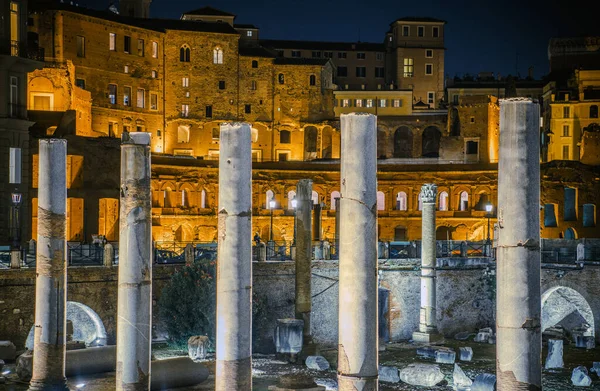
10;192;22;249
269;199;276;242
485;202;493;244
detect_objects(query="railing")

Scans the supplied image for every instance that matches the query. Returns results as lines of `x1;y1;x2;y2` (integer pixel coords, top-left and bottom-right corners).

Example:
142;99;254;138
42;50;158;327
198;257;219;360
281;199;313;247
0;250;11;268
541;248;577;264
266;241;294;261
9;41;45;61
68;243;105;266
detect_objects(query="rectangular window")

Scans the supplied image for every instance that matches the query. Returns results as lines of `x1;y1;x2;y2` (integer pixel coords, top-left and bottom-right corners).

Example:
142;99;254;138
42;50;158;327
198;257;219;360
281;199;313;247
250;80;257;90
544;204;558;227
342;99;350;107
433;26;439;38
76;36;85;57
109;33;116;51
182;77;189;87
324;51;333;58
124;36;131;53
218;80;226;90
403;58;414;77
136;88;145;108
247;30;252;37
9;76;17;116
337;66;348;77
563;124;569;136
123;86;131;106
10;2;19;49
379;99;386;108
124;65;129;73
75;79;85;89
291;50;301;57
137;39;144;56
9;147;21;184
564;187;577;221
357;52;366;59
355;99;363;107
338;52;347;59
245;104;251;114
562;145;569;160
152;41;158;58
453;95;459;105
366;99;373;108
356;67;366;77
181;104;189;117
108;84;117;104
583;204;596;227
427;92;435;104
150;92;158;110
402;26;409;36
375;67;385;78
393;99;402;108
312;51;321;58
376;53;383;61
206;105;213;118
426;49;433;58
418;26;424;37
466;140;479;155
563;106;570;118
425;63;433;75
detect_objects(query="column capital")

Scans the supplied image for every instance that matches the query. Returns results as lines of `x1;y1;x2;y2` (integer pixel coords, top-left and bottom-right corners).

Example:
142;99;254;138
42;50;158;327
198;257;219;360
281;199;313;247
420;183;438;203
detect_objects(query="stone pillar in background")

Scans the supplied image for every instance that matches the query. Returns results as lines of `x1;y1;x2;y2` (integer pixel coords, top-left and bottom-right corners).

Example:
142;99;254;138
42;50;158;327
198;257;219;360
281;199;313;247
413;183;443;343
337;113;378;390
103;242;114;267
216;123;252;391
295;179;313;344
184;243;194;265
116;132;152;390
29;139;69;391
496;98;541;390
334;197;340;257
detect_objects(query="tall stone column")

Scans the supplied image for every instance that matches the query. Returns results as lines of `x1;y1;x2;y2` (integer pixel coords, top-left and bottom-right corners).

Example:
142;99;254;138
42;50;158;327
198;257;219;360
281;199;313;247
29;139;69;391
116;132;152;390
337;113;378;390
216;123;252;391
496;98;541;390
412;183;443;343
295;179;313;343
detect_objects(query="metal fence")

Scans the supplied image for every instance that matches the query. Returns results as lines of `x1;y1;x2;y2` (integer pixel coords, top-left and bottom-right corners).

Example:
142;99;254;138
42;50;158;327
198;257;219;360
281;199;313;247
68;243;105;266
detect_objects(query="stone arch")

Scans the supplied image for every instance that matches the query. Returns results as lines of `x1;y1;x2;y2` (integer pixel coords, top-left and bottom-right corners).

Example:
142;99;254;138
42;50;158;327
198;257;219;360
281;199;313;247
321;126;333;159
564;227;578;239
304;126;318;160
436;225;454;240
26;301;107;349
422;126;442;157
393;126;413;158
541;285;595;339
28;76;57;111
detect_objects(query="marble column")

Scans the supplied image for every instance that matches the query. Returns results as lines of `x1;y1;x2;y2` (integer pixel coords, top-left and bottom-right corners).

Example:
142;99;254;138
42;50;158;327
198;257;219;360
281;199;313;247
295;179;313;343
337;113;378;390
29;139;69;391
412;183;443;343
216;123;252;391
496;98;541;390
116;132;152;390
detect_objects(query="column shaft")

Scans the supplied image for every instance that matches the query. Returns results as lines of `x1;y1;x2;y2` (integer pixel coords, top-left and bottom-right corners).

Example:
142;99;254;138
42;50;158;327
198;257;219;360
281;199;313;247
295;179;313;340
419;185;438;334
29;139;69;391
337;113;378;390
215;123;252;391
496;98;541;390
116;133;152;390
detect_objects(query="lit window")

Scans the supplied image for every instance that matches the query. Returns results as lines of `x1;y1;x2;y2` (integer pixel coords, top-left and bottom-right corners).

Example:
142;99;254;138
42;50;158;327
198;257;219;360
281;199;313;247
124;65;129;73
137;39;144;56
427;92;435;104
10;2;19;52
151;70;157;78
108;84;117;104
278;74;284;84
123;86;131;106
76;36;85;57
213;47;223;64
152;41;158;58
250;80;257;90
366;99;373;108
182;77;189;87
247;30;252;37
403;58;413;77
425;64;433;75
438;191;448;211
178;125;190;143
136;88;145;108
396;192;407;211
393;99;402;108
355;99;363;107
181;104;189;117
150;93;158;110
9;147;21;184
379;99;386;107
342;99;350;107
109;33;116;51
563;124;569;136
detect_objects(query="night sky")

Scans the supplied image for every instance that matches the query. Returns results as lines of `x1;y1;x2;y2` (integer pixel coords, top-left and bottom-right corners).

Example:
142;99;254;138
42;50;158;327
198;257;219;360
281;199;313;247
78;0;599;79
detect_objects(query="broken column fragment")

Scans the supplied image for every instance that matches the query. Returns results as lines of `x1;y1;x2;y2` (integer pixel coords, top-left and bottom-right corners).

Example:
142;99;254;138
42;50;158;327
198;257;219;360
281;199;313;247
116;132;152;390
496;98;541;390
215;123;253;391
29;139;69;391
337;113;378;390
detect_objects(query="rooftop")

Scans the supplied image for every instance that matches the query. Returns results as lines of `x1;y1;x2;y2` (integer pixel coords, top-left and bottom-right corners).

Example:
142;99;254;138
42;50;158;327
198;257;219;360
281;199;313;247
390;16;447;25
182;6;235;17
261;39;385;52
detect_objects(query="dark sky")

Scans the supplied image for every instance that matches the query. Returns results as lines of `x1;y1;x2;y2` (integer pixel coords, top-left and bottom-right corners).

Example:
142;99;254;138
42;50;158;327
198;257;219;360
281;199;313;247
80;0;599;79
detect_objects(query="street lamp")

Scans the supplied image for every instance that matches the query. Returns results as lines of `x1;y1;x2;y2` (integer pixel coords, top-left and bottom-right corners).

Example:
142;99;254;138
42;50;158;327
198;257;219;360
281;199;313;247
485;202;493;244
269;199;276;242
10;193;22;249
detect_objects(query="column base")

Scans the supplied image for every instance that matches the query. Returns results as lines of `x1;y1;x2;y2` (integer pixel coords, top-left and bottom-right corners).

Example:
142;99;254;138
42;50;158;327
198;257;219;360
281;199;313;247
412;331;444;343
29;378;70;391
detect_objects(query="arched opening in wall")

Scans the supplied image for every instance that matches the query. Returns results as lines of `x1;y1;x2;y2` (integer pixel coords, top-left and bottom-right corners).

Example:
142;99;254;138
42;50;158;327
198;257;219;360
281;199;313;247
28;76;55;110
377;191;385;211
280;129;291;144
304;126;318;160
377;128;387;158
309;74;316;86
393;225;407;241
474;193;490;211
455;224;469;241
459;191;469;211
450;107;460;136
287;190;296;210
180;45;190;62
438;191;449;211
393;126;413;158
265;190;275;209
422;126;442;157
311;190;319;205
544;204;558;227
583;204;596;227
322;126;333;159
564;227;577;239
330;191;340;210
177;125;190;144
542;286;595;341
26;301;107;349
396;191;407;211
436;226;453;240
163;187;174;208
200;189;207;208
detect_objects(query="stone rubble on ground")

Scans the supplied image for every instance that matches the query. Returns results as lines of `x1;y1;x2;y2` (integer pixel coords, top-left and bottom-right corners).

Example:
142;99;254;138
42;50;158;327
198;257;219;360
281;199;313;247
16;351;33;380
474;327;494;343
188;335;210;361
454;331;475;341
378;365;400;383
453;363;473;389
0;341;16;361
590;362;600;376
314;378;337;390
575;335;595;350
305;356;330;371
571;366;592;387
416;346;438;358
435;347;456;364
471;373;496;391
544;339;564;369
459;347;473;361
399;363;445;387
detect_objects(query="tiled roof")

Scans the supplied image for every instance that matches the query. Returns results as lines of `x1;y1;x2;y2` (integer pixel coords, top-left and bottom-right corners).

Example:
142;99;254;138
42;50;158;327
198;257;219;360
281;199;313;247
261;39;385;52
390;17;446;24
239;46;278;58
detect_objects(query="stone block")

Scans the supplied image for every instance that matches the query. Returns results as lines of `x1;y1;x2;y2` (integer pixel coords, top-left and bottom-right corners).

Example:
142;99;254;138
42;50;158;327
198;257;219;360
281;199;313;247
590;362;600;376
399;363;445;387
188;335;210;361
474;327;493;343
544;339;564;369
435;348;456;364
575;335;595;349
471;373;496;391
571;366;592;387
378;365;400;383
453;363;473;389
305;355;329;371
67;340;87;351
16;351;33;380
274;319;304;354
459;347;473;361
412;331;444;343
0;341;16;360
416;346;437;358
314;378;337;390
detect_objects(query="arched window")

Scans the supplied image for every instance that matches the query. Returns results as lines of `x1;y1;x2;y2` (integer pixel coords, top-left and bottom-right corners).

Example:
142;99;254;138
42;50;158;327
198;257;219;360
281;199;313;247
331;191;341;210
163;187;173;208
377;191;385;211
438;191;448;211
287;190;296;210
564;227;577;239
459;191;469;211
177;125;190;143
590;105;598;119
213;47;223;64
311;190;319;205
278;73;285;84
180;45;190;62
394;127;413;158
280;130;291;144
252;60;258;68
181;189;188;208
422;126;442;157
200;189;207;208
309;74;316;86
396;191;407;211
266;190;275;209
